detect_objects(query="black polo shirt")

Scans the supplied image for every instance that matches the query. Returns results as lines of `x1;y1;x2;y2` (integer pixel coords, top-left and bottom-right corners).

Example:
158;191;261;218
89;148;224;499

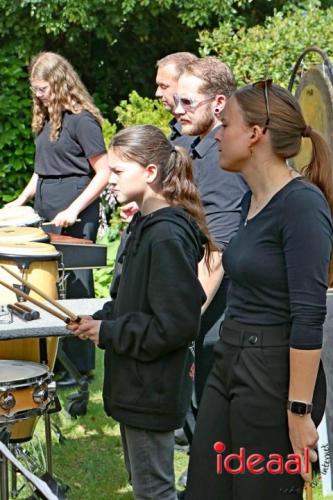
34;111;106;177
169;118;194;149
190;125;248;250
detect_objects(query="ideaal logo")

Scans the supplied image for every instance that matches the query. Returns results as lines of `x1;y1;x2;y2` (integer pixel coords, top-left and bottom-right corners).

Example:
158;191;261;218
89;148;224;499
214;442;309;475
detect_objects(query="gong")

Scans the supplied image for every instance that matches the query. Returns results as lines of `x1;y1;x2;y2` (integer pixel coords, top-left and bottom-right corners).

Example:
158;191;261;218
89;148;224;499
293;65;333;170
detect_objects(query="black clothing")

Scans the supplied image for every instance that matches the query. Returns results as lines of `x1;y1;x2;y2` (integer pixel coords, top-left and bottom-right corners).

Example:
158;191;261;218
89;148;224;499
190;126;248;250
34;111;106;177
186;178;331;500
93;207;206;431
34;110;106;373
223;178;333;349
185;319;326;500
169;118;194;149
35;175;99;228
189;126;247;407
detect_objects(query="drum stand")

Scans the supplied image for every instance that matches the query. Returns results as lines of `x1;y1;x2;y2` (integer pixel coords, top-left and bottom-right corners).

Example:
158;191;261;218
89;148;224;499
0;429;10;500
56;344;89;417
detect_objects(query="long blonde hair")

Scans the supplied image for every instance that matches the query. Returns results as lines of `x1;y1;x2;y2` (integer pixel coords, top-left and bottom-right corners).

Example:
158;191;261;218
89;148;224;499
29;52;103;141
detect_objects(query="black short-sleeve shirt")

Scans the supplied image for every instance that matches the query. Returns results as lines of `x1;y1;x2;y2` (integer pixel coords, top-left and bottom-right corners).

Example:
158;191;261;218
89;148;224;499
190;125;248;249
34;111;106;177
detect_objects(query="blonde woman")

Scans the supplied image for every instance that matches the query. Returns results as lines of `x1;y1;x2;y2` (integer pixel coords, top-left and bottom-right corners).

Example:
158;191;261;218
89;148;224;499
8;52;110;380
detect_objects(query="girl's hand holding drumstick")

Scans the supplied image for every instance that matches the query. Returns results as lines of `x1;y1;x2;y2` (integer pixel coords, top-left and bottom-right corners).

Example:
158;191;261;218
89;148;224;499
67;316;101;345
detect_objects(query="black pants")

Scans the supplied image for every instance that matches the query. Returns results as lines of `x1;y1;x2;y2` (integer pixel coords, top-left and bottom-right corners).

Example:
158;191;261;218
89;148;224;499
185;318;326;500
35;175;99;372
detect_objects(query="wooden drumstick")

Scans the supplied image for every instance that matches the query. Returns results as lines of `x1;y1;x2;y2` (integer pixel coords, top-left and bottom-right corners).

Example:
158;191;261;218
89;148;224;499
304;462;313;500
0;264;77;321
0;279;72;323
41;218;81;226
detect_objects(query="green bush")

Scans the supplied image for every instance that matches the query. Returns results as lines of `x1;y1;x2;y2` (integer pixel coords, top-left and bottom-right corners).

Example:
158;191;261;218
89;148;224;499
199;5;333;87
0;49;34;204
114;90;170;136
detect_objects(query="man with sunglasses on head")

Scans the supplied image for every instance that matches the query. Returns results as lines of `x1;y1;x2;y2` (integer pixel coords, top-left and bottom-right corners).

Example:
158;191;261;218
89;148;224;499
174;58;248;457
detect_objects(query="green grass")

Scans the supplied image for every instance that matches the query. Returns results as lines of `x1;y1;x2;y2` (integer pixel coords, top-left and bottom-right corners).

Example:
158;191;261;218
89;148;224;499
10;349;333;499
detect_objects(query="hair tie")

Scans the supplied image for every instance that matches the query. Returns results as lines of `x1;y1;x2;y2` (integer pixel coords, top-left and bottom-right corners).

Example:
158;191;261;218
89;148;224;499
171;146;177;154
302;125;312;137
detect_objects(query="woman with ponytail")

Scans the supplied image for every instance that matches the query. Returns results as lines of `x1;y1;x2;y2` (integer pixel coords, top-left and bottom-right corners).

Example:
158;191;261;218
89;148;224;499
68;124;216;499
185;82;333;500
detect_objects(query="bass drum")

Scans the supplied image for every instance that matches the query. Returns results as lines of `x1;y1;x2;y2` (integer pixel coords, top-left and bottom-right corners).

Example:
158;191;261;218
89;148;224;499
0;241;60;442
293;64;333;170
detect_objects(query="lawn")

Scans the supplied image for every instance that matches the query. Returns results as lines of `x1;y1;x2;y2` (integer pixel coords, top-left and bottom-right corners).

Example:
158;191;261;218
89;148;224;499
10;348;333;500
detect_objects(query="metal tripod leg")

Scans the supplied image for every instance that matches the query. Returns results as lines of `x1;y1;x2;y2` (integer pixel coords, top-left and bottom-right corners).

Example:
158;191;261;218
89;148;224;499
44;413;53;476
0;449;9;500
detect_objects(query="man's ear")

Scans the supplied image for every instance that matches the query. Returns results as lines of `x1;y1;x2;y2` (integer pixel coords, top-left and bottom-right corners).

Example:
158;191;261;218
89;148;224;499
214;94;227;116
145;163;158;184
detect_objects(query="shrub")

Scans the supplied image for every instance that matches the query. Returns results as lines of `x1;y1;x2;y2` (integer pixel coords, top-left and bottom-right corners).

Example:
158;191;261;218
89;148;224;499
0;49;34;204
114;90;170;135
198;5;333;87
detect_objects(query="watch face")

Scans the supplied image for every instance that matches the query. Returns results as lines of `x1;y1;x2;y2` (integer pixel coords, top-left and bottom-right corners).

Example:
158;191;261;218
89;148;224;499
291;402;308;415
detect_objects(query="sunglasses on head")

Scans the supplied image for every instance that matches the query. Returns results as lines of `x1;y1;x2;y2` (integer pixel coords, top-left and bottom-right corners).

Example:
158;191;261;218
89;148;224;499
252;79;273;134
173;94;215;112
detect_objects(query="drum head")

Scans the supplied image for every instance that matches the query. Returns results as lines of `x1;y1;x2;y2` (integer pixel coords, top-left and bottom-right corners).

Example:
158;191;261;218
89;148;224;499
0;360;49;385
0;206;41;227
0;227;48;243
293;65;333;170
0;241;59;258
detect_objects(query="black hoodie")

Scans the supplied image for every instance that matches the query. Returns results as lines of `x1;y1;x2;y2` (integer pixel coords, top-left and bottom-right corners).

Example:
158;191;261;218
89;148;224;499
93;206;207;431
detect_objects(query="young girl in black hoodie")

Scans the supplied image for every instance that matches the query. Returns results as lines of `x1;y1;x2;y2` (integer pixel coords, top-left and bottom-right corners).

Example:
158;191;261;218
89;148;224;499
67;124;216;499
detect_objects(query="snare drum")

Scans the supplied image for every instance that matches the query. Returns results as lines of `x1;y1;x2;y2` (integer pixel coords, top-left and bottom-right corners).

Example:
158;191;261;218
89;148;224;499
0;242;60;441
0;360;56;441
0;206;41;227
0;226;49;244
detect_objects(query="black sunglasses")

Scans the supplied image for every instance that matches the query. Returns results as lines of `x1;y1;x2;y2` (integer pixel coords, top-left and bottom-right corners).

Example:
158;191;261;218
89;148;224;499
252;79;273;134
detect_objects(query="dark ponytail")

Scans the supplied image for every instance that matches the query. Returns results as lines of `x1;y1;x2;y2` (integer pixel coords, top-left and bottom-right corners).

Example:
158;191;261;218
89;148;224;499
302;128;333;215
110;125;218;268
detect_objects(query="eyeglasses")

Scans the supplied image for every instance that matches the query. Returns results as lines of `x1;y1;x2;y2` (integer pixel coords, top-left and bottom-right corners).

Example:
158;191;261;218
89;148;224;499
30;85;49;96
173;94;215;112
252;79;273;133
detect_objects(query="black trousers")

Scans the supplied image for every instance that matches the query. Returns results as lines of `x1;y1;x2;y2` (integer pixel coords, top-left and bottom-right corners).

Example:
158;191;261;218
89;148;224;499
35;175;99;372
185;318;326;500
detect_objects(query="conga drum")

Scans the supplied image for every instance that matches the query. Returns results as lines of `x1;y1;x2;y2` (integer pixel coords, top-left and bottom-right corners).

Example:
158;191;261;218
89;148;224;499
0;206;41;228
0;241;60;442
0;226;49;244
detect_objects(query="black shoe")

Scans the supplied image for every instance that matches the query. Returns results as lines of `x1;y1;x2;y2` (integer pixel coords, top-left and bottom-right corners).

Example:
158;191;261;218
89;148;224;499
56;372;78;388
80;370;95;382
177;491;186;500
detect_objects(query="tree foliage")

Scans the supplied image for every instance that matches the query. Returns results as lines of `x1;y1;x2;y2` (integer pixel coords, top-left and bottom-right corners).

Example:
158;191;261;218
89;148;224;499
199;4;333;87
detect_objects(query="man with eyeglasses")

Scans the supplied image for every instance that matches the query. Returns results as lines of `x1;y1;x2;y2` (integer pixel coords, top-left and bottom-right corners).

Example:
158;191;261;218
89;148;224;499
174;57;248;458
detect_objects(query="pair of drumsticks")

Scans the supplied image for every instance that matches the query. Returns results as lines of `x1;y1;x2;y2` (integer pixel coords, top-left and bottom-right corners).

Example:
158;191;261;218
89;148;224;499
0;265;80;324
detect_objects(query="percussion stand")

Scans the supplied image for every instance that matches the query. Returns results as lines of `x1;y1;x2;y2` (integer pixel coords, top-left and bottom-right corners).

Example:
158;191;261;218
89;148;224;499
0;429;10;500
56;344;89;418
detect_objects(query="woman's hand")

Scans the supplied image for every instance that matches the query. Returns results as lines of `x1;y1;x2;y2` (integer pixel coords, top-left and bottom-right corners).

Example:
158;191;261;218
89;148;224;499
67;316;101;345
4;198;24;208
52;207;79;227
288;412;319;482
